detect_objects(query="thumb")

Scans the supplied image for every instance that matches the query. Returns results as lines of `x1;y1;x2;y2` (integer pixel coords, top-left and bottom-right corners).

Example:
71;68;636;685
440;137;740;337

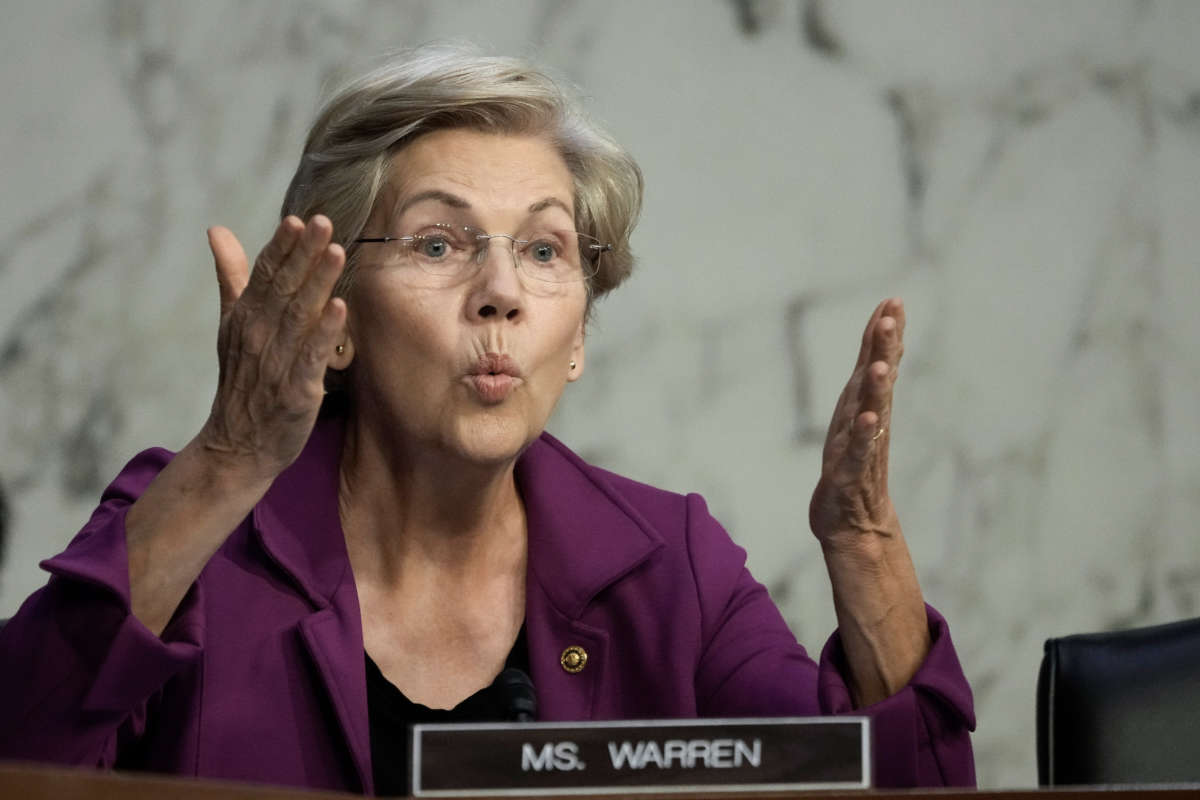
207;226;249;317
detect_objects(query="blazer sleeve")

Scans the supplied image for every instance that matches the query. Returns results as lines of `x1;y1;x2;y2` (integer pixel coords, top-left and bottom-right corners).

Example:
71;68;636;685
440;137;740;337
684;493;976;788
0;448;204;766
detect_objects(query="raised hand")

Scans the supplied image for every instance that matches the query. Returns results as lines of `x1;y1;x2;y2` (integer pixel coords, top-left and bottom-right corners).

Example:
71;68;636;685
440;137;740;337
199;215;348;482
125;216;347;636
807;298;929;706
809;297;905;555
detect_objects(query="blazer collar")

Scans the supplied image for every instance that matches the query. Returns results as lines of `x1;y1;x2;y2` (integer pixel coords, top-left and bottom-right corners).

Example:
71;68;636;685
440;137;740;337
254;412;665;617
517;432;664;620
253;409;350;610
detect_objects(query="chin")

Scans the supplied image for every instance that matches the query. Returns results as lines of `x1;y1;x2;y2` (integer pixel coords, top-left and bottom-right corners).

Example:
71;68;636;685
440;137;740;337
449;413;539;466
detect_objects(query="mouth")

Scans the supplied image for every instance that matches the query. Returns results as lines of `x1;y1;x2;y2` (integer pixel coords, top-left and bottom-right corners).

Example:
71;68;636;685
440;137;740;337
465;353;523;403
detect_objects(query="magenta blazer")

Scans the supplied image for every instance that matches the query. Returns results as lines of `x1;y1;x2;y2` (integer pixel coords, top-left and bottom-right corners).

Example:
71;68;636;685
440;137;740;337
0;412;975;792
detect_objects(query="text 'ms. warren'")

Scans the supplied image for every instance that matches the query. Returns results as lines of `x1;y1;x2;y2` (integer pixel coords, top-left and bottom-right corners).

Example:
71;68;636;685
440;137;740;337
521;737;763;772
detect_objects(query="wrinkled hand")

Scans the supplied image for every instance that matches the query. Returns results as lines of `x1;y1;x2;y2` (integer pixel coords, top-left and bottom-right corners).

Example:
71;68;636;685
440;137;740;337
198;215;347;481
809;298;905;554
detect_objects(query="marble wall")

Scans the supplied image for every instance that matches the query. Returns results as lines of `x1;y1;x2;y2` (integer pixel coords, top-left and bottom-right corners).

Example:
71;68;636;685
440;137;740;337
2;0;1198;787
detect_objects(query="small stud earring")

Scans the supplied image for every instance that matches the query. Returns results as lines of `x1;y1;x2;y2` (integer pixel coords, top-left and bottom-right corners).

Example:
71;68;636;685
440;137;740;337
335;345;345;356
569;360;576;370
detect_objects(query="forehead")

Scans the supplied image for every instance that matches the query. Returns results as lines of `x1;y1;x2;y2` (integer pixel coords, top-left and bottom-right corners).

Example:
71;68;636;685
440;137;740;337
384;129;575;219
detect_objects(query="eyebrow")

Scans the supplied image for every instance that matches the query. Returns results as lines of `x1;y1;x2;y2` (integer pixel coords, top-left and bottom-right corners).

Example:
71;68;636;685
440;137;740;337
527;197;573;216
397;190;471;216
397;190;573;219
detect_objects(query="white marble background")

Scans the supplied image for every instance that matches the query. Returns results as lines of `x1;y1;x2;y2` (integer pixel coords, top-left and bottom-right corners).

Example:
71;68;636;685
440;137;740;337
2;0;1198;787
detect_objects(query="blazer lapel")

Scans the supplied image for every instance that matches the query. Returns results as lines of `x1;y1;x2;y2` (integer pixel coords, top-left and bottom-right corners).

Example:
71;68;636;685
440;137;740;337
253;413;372;794
517;433;664;720
525;605;610;720
297;598;371;794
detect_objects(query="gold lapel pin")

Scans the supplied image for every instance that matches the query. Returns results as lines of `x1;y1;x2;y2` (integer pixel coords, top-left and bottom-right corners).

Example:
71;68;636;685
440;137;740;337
560;645;588;674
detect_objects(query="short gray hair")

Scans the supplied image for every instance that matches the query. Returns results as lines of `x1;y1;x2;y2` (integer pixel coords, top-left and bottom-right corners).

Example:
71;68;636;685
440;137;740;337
281;43;643;304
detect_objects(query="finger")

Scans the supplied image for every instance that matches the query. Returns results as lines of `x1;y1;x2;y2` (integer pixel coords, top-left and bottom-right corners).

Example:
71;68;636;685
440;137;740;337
844;409;882;472
890;296;906;342
290;297;348;393
855;298;891;368
857;407;893;497
868;313;902;371
858;360;894;499
278;243;347;344
859;303;906;422
826;298;899;463
208;226;250;318
241;216;306;303
277;215;334;295
857;358;893;421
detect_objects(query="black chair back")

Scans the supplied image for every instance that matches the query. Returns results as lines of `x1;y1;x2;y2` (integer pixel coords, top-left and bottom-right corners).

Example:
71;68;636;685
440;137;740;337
1038;616;1200;785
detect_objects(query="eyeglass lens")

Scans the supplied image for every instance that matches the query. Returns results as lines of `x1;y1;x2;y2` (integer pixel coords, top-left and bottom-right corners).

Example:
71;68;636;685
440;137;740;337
403;224;601;283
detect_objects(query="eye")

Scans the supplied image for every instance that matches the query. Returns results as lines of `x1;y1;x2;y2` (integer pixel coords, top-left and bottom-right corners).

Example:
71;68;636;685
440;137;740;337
416;234;451;259
528;238;560;264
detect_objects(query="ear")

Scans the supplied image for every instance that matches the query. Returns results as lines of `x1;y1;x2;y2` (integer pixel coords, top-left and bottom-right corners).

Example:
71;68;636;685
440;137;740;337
566;320;585;383
331;333;356;370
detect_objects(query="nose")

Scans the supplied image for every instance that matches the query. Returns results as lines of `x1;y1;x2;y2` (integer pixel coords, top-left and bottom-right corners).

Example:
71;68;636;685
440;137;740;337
469;235;523;322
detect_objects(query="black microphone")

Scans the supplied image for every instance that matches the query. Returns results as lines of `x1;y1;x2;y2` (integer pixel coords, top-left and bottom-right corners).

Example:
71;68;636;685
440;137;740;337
496;667;537;722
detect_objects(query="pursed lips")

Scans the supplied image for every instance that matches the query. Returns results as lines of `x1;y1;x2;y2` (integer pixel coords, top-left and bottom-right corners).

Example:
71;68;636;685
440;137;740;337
465;353;523;403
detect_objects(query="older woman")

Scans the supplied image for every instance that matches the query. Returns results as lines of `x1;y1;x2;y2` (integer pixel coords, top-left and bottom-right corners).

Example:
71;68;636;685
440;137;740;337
0;46;973;792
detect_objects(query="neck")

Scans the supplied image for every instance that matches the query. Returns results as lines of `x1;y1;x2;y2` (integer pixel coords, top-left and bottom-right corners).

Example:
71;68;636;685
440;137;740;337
338;410;528;588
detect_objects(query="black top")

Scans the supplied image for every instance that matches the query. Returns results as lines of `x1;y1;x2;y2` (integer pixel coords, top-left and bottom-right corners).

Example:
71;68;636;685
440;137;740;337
365;627;530;797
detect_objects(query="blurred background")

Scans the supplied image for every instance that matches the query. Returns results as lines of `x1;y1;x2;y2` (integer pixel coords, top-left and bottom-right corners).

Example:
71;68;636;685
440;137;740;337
2;0;1198;787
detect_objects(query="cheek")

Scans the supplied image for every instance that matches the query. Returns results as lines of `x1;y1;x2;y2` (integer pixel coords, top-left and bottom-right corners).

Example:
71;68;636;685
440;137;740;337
349;282;458;366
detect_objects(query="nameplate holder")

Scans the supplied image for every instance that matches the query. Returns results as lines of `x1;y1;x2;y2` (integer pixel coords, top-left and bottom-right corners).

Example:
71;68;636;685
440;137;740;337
409;716;869;796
